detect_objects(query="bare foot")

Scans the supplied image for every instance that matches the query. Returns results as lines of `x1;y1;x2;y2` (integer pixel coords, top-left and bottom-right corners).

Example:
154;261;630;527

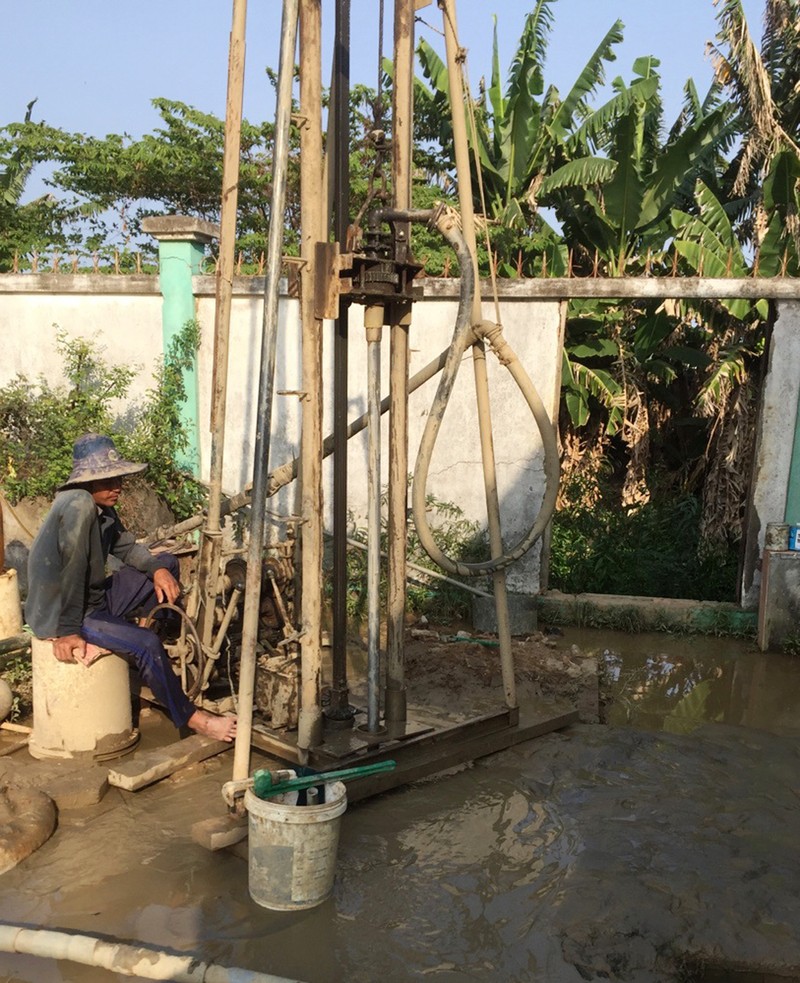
187;709;237;742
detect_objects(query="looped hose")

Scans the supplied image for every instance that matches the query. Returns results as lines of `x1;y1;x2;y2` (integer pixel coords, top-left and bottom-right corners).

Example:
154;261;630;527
411;210;561;577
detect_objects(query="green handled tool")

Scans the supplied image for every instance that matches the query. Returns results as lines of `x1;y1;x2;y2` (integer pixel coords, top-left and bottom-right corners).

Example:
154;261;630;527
253;759;396;799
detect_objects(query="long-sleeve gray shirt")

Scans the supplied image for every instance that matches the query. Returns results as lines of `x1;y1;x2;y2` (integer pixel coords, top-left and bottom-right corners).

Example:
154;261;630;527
26;489;165;638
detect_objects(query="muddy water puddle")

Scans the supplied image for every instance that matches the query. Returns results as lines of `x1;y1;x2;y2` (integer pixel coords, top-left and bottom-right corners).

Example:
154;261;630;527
578;627;800;736
3;629;800;982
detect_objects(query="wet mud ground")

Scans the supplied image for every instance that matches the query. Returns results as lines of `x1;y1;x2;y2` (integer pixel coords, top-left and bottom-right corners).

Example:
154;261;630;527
3;629;800;982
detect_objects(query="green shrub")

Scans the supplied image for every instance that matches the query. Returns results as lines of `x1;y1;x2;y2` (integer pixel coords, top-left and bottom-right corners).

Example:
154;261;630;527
0;322;204;519
550;489;739;602
335;491;488;627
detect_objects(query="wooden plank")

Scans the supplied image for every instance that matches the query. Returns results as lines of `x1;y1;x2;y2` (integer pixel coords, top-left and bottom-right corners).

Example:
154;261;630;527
107;735;231;791
0;736;28;757
1;721;32;734
345;705;578;803
314;241;341;319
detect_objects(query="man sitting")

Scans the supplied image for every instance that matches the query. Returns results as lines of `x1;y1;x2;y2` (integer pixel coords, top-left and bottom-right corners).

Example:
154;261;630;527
26;433;236;743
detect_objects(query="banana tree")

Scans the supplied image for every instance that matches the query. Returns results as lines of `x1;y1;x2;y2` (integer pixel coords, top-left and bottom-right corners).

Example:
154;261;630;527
708;0;800;266
413;0;625;272
555;68;738;503
542;60;738;275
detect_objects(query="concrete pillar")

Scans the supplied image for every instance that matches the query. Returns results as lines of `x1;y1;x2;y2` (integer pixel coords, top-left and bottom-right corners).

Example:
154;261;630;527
142;215;219;474
783;302;800;525
741;300;800;609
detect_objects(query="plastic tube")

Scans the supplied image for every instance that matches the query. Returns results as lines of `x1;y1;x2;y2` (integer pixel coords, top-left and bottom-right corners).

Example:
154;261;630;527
0;924;304;983
411;209;561;578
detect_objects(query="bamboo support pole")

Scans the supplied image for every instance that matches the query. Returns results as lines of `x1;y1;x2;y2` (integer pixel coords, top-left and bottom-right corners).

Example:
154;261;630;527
297;0;325;753
231;0;299;787
384;0;416;725
195;0;247;649
439;0;516;708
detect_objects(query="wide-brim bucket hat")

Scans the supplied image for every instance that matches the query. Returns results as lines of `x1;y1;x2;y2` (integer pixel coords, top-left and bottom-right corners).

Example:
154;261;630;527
59;433;147;489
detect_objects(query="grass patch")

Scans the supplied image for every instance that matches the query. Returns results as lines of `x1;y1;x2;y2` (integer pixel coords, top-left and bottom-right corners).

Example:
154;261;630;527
550;491;739;602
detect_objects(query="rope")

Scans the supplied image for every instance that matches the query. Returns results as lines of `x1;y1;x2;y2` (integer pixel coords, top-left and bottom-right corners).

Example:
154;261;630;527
0;493;35;541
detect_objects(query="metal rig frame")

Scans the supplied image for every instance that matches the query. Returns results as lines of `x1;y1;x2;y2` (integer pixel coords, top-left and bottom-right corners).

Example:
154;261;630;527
171;0;573;809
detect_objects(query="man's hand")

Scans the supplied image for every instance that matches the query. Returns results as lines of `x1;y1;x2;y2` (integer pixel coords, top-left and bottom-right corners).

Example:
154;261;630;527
53;634;86;664
153;567;181;605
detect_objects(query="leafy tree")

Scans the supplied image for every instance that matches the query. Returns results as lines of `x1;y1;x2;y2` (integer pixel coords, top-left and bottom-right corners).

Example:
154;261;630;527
414;0;626;275
0;98;298;270
0;100;80;270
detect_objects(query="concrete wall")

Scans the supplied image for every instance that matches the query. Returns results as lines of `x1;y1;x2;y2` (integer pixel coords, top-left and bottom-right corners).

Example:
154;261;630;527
0;277;163;413
7;272;795;609
0;274;563;596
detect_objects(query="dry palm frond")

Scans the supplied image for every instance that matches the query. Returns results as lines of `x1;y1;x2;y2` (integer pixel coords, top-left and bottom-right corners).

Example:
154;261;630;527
556;430;607;510
699;381;756;544
710;0;800;194
620;386;651;507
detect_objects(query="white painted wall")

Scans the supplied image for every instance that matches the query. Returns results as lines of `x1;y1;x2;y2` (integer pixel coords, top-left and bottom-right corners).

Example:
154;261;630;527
0;279;163;414
4;275;799;607
0;275;562;596
193;282;563;595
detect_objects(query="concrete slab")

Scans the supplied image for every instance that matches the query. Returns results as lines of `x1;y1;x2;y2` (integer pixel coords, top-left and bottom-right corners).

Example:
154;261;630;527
538;589;757;634
41;767;109;810
191;813;248;851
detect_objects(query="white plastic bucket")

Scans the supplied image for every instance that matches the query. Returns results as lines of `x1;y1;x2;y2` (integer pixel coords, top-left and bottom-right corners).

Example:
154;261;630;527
29;637;139;760
244;781;347;911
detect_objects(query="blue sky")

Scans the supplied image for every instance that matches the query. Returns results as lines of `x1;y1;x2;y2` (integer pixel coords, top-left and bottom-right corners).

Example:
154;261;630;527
3;0;765;197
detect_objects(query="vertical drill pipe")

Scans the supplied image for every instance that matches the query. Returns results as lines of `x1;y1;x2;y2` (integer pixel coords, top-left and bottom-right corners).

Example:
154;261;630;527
298;0;325;752
365;307;384;731
384;0;416;725
330;0;353;718
231;0;298;785
439;0;516;707
196;0;247;647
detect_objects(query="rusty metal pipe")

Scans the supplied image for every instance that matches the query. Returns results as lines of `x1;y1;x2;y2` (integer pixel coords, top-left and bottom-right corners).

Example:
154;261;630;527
329;0;353;723
365;305;384;732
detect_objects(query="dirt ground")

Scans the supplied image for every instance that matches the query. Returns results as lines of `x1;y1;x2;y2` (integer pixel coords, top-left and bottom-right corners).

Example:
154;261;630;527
0;620;599;872
3;628;800;982
399;620;600;722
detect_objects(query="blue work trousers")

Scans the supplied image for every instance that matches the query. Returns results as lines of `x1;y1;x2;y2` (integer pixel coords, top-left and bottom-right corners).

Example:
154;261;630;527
81;555;196;729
